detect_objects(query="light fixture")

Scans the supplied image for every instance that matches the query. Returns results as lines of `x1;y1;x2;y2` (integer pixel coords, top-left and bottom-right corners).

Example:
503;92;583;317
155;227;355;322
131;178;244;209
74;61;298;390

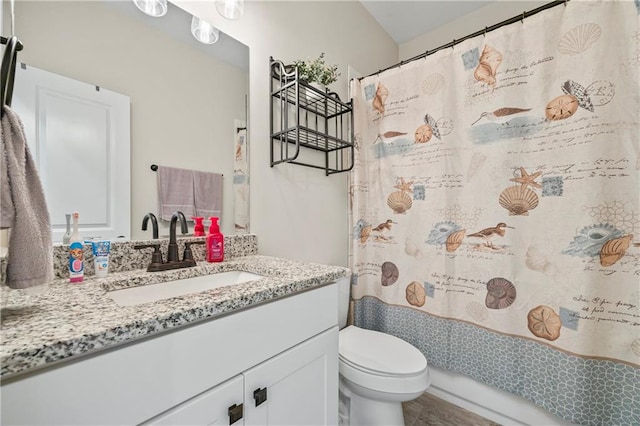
215;0;244;20
132;0;167;17
191;17;220;44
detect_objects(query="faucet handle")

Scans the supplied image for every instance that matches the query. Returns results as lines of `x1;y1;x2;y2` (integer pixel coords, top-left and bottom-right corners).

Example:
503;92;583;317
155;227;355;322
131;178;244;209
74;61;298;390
183;240;205;262
134;243;164;267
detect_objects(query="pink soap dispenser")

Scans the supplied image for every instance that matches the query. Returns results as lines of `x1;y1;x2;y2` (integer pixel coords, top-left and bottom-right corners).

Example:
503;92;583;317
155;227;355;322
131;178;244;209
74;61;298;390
206;217;224;263
193;217;205;237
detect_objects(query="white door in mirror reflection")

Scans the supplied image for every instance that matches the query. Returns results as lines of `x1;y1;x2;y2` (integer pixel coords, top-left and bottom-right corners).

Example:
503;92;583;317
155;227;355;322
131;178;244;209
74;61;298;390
13;63;131;242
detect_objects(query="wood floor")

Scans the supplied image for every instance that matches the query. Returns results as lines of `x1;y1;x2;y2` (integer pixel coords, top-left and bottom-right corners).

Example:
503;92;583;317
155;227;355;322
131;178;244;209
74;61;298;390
402;392;502;426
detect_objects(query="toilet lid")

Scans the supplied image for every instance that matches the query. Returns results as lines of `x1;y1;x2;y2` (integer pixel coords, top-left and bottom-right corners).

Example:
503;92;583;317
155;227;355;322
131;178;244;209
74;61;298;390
339;326;427;376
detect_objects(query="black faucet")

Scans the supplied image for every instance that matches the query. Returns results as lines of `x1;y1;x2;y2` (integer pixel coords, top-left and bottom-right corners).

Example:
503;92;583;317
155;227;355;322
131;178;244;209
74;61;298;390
137;211;197;272
168;211;188;262
141;213;159;239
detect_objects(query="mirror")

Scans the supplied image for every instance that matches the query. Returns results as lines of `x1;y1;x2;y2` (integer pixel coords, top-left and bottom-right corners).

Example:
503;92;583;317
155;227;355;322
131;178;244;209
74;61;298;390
2;0;249;241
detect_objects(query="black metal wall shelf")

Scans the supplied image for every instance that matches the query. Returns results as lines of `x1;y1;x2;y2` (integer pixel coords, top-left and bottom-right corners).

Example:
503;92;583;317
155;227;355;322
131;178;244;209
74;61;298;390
270;57;354;175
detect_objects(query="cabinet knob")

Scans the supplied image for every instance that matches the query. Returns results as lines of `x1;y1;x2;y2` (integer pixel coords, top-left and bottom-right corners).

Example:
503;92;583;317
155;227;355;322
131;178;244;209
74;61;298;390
228;403;243;425
253;387;268;407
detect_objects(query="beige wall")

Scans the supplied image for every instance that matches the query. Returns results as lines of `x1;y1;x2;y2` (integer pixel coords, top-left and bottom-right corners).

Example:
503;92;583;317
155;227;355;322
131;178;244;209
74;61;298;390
4;1;248;238
400;1;550;59
174;0;398;267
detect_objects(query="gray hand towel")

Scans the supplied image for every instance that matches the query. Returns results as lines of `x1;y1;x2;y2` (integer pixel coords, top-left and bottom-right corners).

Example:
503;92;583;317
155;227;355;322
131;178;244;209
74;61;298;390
193;170;223;219
157;165;196;221
1;106;53;289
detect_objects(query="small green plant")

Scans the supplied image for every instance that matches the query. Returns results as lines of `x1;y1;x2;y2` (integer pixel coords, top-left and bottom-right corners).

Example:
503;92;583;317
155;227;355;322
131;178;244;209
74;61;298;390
292;53;340;86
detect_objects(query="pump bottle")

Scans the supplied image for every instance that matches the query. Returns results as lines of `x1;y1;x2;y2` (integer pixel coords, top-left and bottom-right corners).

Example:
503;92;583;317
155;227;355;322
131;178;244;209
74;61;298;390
206;217;224;262
193;217;205;237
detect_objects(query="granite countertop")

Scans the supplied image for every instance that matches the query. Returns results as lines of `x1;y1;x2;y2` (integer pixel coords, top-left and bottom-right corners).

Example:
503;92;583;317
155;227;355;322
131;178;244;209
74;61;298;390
0;255;349;380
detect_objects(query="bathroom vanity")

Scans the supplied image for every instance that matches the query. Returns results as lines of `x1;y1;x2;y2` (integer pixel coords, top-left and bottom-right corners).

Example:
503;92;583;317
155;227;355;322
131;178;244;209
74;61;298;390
0;251;349;425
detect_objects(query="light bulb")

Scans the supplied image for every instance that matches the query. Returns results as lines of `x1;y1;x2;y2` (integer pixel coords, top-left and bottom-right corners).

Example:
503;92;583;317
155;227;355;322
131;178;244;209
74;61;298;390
191;17;220;44
215;0;244;20
132;0;167;17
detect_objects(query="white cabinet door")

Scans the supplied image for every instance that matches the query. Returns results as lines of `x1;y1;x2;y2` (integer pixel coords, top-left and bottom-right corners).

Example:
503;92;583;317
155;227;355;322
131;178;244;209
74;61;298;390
141;375;244;426
243;327;339;426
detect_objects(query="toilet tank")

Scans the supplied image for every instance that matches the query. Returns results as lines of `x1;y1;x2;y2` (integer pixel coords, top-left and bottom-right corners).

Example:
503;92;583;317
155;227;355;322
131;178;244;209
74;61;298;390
337;275;352;329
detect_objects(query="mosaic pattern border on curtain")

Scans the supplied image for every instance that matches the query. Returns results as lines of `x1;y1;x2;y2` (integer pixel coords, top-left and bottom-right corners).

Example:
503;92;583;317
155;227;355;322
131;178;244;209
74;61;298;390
355;297;639;425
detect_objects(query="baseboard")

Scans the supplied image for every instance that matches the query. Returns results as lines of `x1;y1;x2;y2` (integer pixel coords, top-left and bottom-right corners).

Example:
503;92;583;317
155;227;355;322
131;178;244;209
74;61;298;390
426;386;524;425
427;365;577;426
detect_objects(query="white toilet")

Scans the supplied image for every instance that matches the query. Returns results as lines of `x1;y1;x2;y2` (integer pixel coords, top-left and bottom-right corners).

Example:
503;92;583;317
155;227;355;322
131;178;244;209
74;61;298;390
337;278;430;426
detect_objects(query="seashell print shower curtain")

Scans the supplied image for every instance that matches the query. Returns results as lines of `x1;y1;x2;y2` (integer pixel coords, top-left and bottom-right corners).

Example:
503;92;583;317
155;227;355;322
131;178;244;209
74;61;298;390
349;1;639;424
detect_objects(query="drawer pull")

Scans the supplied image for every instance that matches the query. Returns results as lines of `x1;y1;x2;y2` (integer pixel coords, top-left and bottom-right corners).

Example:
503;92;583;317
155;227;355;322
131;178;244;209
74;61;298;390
253;387;268;407
228;403;243;425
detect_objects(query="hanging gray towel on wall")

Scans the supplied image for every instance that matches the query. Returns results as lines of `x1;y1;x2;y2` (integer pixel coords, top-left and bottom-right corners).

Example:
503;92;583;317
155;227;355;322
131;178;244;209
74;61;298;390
156;165;223;221
157;165;196;221
193;170;223;219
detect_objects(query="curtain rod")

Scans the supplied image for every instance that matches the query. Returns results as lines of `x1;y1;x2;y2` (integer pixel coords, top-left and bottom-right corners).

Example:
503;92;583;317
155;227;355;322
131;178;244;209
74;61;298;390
359;0;567;80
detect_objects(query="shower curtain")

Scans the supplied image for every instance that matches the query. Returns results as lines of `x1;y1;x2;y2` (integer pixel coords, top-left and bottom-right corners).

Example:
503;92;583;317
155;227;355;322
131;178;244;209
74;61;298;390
349;1;639;424
233;119;249;233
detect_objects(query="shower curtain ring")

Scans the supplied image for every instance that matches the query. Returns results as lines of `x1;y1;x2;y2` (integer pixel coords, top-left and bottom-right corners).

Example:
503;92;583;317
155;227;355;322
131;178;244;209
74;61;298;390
521;11;525;23
451;39;456;49
483;27;487;37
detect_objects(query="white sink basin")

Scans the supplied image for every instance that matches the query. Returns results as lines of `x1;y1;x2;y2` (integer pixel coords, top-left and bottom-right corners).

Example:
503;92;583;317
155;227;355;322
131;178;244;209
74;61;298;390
107;271;264;306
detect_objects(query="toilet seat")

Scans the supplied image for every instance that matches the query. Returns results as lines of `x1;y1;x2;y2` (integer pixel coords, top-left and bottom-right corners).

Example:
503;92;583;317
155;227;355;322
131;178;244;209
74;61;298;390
339;326;429;395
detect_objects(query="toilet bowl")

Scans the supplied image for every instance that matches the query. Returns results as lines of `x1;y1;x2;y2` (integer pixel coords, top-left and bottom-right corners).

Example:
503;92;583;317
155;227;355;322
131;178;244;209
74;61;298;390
338;325;430;426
